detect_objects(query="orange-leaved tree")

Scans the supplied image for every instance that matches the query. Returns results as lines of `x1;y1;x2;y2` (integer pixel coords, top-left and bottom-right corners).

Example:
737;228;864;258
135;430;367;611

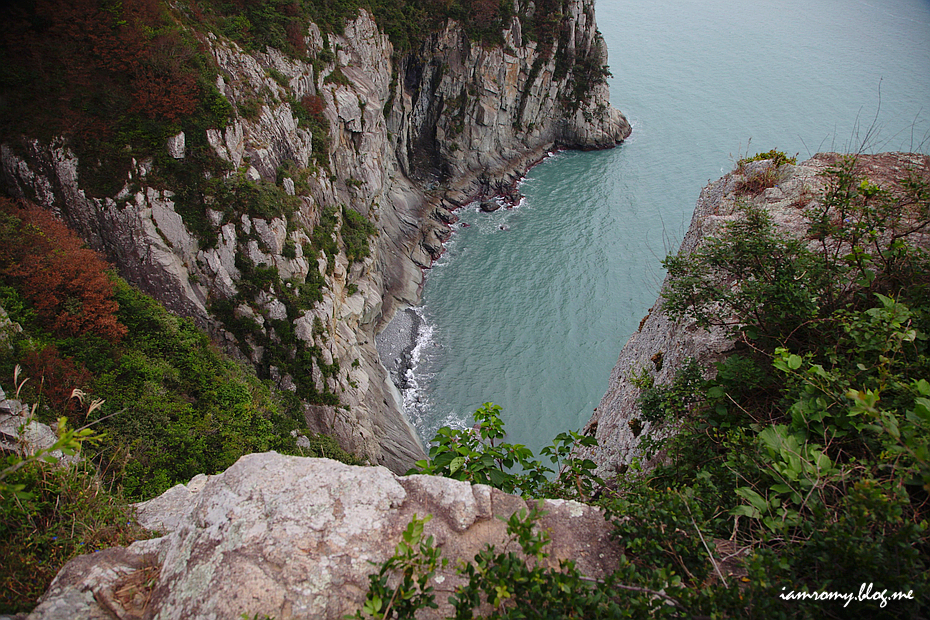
0;197;127;343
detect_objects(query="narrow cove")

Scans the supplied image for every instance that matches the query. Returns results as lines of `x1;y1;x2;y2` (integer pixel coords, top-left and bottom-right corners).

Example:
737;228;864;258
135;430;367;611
380;0;930;454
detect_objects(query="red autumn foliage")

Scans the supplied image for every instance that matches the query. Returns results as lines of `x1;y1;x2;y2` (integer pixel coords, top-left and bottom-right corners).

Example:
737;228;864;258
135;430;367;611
21;345;93;419
301;94;326;118
286;21;307;54
0;0;201;139
470;0;500;25
0;198;127;343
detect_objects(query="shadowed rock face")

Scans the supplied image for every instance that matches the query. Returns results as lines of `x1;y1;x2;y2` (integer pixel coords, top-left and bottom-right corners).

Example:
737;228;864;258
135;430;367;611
0;3;629;473
579;152;930;475
27;453;622;620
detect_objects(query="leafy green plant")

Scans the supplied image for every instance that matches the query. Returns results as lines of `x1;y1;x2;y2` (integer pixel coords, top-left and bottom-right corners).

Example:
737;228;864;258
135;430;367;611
352;515;446;619
411;403;542;494
362;156;930;620
341;206;378;263
359;501;703;619
733;150;797;194
0;368;148;614
736;149;797;169
635;358;705;425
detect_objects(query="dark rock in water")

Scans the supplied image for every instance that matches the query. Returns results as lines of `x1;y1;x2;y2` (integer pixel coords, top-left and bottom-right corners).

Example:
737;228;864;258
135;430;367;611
479;200;501;212
435;207;459;224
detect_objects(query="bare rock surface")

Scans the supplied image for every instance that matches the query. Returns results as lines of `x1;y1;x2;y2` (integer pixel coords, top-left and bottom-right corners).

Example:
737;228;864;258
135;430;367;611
28;452;621;620
0;375;79;467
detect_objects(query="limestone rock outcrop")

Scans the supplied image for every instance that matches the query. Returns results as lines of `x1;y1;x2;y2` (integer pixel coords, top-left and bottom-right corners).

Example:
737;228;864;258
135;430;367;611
579;152;930;474
27;452;621;620
0;3;629;473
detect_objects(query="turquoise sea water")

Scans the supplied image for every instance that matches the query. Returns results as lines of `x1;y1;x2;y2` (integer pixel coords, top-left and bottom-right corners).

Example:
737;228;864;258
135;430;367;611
394;0;930;452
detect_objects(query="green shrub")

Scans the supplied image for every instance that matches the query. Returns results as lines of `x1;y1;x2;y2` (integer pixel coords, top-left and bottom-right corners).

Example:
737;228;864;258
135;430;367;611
410;402;602;501
341;206;377;263
238;97;264;120
737;149;797;169
364;156;930;619
1;453;148;613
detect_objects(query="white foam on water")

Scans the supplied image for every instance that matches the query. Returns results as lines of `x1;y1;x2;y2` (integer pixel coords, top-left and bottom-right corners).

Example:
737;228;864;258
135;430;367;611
400;305;445;436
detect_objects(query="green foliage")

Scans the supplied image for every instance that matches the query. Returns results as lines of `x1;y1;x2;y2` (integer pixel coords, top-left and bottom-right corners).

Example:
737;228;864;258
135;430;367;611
341;206;377;263
635;358;705;425
448;503;626;619
204;199;374;413
0;373;149;613
410;403;601;501
209;169;301;222
267;67;290;88
0;458;150;613
560;38;612;113
360;502;702;619
737;149;797;169
282;238;298;259
371;157;930;618
323;67;352;88
731;150;797;194
635;155;930;615
89;280;303;499
311;205;340;269
0;265;359;501
352;515;446;619
238;97;264;121
288;94;331;167
662;201;826;347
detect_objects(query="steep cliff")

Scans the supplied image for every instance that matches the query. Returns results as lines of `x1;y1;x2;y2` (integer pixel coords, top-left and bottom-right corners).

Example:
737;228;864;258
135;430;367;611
0;2;630;472
579;152;930;474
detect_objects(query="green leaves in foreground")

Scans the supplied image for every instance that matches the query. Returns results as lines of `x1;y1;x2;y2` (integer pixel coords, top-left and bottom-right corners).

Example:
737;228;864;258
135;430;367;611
356;505;656;620
409;402;602;501
352;515;446;619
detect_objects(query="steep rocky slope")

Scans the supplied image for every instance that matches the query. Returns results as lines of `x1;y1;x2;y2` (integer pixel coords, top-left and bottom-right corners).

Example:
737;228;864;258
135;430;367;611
579;152;930;474
0;3;629;472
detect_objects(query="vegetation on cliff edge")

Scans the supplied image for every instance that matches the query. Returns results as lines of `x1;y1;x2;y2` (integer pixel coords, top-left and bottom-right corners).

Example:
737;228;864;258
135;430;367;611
0;196;362;613
363;154;930;619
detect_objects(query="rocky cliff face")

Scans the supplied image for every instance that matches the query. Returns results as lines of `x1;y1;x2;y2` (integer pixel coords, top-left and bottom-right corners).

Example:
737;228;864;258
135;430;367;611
0;3;629;472
26;452;621;620
579;152;930;475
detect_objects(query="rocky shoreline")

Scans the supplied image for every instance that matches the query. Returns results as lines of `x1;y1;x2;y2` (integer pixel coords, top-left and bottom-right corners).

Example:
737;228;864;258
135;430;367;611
1;0;630;473
374;149;565;438
376;306;422;395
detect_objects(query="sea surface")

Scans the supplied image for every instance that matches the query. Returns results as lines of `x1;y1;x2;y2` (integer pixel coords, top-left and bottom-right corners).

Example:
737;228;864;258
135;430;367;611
379;0;930;453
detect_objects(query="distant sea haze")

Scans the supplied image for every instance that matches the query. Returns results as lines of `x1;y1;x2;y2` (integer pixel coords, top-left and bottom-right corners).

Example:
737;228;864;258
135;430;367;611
389;0;930;452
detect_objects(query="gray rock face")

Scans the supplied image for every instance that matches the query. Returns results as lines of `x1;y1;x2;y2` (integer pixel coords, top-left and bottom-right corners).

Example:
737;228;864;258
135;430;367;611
0;5;629;473
27;452;621;620
0;378;80;468
580;152;930;474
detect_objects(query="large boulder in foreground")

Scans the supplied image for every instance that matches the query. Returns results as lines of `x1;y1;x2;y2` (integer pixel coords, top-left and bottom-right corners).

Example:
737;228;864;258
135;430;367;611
28;453;620;620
